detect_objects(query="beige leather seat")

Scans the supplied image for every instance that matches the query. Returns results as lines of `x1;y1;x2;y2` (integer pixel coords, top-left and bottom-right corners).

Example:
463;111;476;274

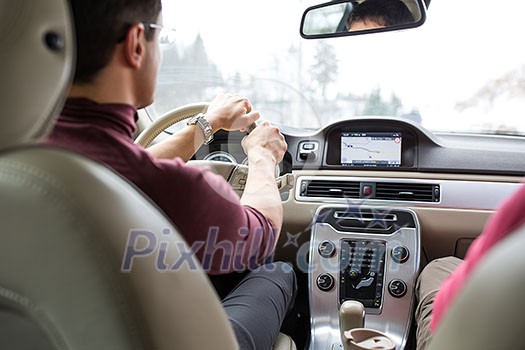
428;224;525;350
0;0;294;349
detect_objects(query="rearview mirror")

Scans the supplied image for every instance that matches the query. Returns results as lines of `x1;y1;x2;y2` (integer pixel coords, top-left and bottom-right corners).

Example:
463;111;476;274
300;0;427;39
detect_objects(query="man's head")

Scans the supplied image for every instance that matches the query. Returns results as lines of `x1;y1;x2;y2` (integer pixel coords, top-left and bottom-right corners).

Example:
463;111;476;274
69;0;163;108
347;0;414;31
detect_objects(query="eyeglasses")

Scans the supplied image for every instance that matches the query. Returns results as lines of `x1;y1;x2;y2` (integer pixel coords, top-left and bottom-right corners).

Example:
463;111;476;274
117;23;176;44
144;23;176;45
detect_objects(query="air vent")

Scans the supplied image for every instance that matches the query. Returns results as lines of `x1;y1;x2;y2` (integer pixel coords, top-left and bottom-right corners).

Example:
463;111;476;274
375;182;439;202
304;180;360;198
299;178;441;203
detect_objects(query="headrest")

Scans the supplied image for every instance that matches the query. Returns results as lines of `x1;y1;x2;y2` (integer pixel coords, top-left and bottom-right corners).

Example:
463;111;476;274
0;0;74;150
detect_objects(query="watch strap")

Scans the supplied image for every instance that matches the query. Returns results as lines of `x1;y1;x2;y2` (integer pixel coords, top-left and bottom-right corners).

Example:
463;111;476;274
187;113;213;145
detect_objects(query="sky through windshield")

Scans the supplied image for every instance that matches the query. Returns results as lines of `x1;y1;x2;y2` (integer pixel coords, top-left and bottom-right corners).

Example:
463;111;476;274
150;0;525;135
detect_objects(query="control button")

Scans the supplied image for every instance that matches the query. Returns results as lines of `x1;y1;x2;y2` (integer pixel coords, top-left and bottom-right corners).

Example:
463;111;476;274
433;186;440;202
388;279;407;298
298;142;318;162
348;269;360;279
354;276;374;290
391;245;410;264
302;142;315;150
318;240;336;258
360;183;375;197
300;181;307;196
299;151;316;161
316;273;335;292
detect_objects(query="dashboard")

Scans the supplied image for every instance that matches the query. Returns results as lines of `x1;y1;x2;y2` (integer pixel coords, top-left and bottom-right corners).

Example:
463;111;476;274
289;118;524;175
194;117;525;176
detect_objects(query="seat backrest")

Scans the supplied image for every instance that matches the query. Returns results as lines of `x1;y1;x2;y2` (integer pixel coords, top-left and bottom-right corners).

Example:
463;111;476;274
0;0;238;349
0;149;239;349
428;224;525;350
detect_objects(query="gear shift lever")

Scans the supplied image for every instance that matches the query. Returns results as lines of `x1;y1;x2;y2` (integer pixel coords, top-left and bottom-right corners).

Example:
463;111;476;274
340;300;365;347
340;301;396;350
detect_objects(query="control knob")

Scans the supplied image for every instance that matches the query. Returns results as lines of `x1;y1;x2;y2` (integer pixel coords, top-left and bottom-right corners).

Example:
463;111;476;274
317;273;335;292
391;245;410;264
388;279;407;298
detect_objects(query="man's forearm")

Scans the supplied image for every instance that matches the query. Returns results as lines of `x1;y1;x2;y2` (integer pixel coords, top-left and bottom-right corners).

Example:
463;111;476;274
240;151;283;237
146;124;206;162
144;95;258;162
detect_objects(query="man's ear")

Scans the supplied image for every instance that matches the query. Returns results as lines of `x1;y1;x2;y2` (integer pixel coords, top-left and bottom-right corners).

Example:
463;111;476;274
122;23;146;69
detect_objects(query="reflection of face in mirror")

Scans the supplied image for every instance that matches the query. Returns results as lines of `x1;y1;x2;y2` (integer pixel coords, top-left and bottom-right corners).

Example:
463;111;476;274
300;0;425;38
347;0;415;31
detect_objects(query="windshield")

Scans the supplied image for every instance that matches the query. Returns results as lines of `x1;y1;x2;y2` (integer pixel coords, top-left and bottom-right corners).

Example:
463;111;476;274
148;0;525;136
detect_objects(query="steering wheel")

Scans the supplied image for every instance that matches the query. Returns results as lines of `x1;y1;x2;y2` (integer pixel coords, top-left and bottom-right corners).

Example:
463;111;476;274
135;102;209;147
135;102;254;194
135;102;294;194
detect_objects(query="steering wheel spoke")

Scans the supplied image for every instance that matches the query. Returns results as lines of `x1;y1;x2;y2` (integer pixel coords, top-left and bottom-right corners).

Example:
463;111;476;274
187;160;248;194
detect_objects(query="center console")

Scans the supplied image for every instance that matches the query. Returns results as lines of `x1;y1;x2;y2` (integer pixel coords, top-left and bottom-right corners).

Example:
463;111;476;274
309;205;420;350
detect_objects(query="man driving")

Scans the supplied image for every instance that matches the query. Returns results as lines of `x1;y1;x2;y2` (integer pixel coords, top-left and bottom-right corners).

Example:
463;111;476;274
43;1;296;349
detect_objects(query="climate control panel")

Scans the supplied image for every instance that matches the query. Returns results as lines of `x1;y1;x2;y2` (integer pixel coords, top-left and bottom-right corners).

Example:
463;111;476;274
339;239;386;308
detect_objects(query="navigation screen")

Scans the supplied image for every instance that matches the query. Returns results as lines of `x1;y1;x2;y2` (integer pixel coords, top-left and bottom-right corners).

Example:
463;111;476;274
341;132;402;167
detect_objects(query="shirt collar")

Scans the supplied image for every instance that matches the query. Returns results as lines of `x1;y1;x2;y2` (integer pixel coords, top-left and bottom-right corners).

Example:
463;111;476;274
61;98;138;138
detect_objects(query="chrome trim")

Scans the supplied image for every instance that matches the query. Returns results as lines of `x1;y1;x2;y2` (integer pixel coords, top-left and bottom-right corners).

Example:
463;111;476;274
309;206;420;350
202;151;237;164
334;211;397;222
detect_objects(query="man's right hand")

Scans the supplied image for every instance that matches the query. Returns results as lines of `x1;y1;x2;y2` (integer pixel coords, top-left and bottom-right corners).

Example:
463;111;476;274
206;93;260;134
242;121;287;166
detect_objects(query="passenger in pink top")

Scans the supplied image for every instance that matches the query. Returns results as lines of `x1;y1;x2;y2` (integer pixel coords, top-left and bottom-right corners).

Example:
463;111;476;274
430;183;525;332
415;183;525;349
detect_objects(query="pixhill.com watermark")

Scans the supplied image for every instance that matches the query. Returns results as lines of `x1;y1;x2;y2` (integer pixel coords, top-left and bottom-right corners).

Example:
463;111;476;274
121;226;281;273
120;227;346;275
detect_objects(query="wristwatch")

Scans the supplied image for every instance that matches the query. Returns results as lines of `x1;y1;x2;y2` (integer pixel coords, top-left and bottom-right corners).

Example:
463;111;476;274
187;113;214;145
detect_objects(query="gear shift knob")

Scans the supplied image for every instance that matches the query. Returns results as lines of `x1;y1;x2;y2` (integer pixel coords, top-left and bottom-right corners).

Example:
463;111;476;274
340;300;365;348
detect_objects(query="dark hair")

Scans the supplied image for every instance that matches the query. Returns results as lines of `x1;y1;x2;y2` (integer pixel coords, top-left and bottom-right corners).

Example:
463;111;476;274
69;0;162;83
349;0;414;28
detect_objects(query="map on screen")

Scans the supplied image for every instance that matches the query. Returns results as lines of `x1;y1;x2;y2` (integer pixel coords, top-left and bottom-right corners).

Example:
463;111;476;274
341;132;402;167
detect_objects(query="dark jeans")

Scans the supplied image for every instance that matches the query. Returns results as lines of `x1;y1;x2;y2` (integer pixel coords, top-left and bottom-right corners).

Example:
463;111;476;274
220;262;297;350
